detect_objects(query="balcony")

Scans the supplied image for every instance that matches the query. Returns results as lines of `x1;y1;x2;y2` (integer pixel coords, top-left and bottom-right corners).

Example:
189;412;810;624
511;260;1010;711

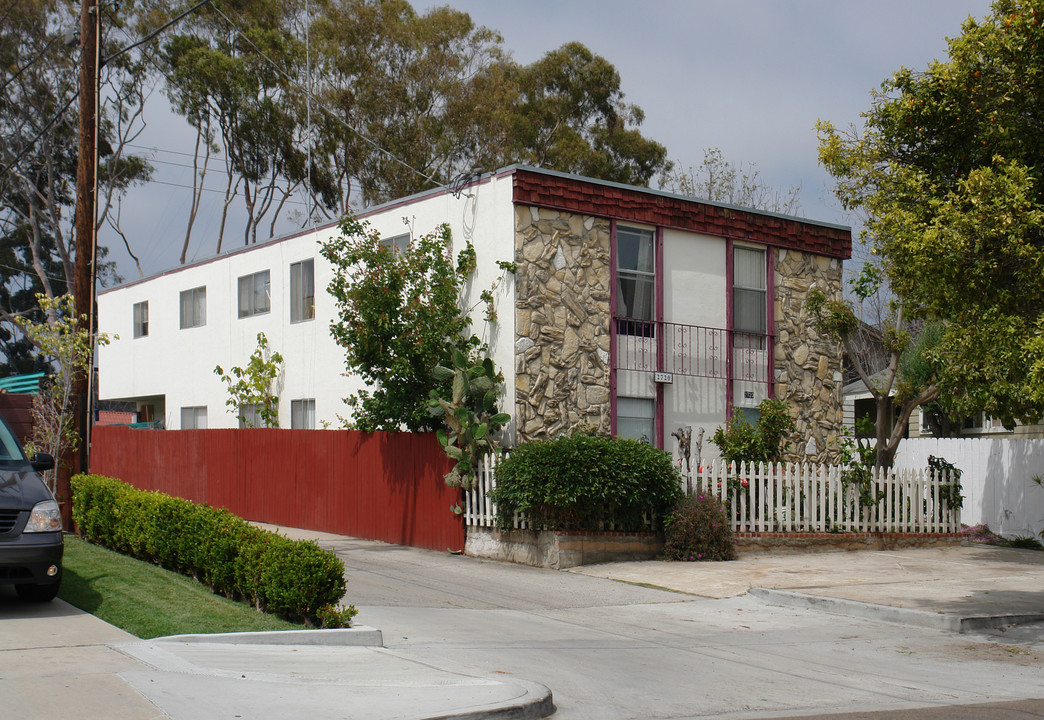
613;318;771;384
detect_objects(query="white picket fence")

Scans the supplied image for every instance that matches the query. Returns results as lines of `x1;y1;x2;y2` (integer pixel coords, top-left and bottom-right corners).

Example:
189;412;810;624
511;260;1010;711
465;455;962;534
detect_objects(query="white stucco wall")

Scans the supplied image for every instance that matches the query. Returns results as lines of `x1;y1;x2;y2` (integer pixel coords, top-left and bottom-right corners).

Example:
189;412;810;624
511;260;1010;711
98;174;517;430
660;229;730;461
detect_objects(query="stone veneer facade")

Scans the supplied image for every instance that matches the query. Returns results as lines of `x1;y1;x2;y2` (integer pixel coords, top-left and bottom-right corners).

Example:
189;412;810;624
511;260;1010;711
774;248;845;464
513;203;847;463
514;206;612;441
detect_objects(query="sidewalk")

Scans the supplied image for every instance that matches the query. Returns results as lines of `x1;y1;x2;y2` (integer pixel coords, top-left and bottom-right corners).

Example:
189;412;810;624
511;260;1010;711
567;543;1044;633
0;593;552;720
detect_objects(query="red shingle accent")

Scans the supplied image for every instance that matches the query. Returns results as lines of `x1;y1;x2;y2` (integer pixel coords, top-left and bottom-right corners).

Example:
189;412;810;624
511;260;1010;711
513;169;852;259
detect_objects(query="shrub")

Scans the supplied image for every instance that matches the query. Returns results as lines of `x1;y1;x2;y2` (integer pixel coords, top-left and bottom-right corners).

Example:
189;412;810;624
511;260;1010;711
490;429;682;531
70;474;356;626
663;493;736;562
927;455;964;510
711;398;795;465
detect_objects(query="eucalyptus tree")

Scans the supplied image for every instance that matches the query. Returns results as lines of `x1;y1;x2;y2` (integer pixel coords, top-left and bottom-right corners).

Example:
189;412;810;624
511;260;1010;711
0;0;153;372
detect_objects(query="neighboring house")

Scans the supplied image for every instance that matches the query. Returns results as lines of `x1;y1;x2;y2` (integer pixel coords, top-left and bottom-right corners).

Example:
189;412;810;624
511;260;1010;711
842;378;1044;441
97;166;852;463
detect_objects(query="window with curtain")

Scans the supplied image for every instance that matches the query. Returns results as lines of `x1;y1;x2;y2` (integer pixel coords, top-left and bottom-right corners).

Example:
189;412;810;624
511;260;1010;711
291;399;315;429
616;396;655;443
290;259;314;323
133;301;148;338
238;270;271;318
179;287;206;329
238;403;264;428
615;226;655;335
733;246;766;345
180;406;207;429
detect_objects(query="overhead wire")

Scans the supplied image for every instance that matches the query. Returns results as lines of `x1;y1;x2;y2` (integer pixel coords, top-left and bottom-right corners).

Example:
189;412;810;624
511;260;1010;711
207;1;448;193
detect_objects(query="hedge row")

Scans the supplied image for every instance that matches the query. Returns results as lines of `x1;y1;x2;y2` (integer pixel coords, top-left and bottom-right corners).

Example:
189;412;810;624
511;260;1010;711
490;429;683;531
70;474;355;627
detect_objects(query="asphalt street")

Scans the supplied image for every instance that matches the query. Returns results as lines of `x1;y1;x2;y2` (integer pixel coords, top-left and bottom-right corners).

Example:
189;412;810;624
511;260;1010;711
322;536;1043;720
3;533;1042;720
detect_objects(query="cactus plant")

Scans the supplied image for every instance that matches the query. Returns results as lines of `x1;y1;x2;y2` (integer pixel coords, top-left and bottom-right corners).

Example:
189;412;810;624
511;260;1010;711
428;348;510;490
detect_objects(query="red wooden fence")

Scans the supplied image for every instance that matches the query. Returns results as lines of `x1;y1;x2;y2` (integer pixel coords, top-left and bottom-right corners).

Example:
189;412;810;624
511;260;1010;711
89;426;465;552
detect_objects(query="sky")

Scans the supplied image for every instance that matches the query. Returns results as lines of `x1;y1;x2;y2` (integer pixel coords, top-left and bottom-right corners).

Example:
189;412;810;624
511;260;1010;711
99;0;995;283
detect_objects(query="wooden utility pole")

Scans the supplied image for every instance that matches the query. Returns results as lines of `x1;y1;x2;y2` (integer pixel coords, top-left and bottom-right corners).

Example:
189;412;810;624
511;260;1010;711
73;0;99;481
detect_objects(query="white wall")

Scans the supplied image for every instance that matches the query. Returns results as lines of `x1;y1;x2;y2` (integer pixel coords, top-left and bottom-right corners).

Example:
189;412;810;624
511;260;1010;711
98;174;517;430
894;437;1044;539
660;228;730;462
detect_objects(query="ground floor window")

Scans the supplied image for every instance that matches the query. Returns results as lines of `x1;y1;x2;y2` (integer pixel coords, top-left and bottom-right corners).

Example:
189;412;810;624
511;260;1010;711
291;399;315;429
180;406;207;429
617;396;655;443
238;403;264;428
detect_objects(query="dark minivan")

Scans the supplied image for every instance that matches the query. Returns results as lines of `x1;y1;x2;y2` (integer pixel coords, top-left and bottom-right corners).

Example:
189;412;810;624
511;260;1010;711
0;415;61;601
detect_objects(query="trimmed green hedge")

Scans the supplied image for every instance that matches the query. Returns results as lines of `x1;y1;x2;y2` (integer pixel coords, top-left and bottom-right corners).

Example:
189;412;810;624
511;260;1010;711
489;430;683;531
71;474;355;627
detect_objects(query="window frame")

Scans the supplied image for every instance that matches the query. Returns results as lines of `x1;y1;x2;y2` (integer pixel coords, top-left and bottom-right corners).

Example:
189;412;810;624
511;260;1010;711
732;245;767;336
179;286;207;329
238;270;271;319
379;233;410;255
290;259;315;323
133;301;149;338
180;406;207;430
616;396;656;443
291;398;316;429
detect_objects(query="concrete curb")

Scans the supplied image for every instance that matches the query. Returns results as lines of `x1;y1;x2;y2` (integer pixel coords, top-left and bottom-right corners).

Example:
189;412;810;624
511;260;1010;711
153;625;384;647
420;679;555;720
749;587;1044;634
750;587;964;631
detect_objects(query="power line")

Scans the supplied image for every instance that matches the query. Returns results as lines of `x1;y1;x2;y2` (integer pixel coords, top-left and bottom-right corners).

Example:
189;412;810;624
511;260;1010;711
148;178;309;208
208;1;447;193
0;35;63;95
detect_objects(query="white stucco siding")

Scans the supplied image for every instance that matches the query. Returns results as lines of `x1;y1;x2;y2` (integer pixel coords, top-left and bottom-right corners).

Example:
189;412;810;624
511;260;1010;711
98;173;517;430
661;229;726;329
659;229;729;459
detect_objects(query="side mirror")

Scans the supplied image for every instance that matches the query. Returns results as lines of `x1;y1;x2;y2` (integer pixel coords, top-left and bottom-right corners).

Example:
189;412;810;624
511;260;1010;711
31;453;55;472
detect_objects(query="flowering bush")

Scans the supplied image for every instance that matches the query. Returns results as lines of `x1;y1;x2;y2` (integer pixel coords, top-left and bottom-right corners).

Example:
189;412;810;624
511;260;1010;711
663;493;736;562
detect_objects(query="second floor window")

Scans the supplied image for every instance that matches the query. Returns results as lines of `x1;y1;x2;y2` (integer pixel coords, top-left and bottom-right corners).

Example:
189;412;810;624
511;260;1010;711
180;287;206;329
238;270;270;318
616;226;655;321
380;233;409;254
733;246;766;337
133;301;148;338
290;259;314;323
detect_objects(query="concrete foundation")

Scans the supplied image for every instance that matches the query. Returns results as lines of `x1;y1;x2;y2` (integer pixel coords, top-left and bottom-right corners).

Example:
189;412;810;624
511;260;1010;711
466;527;663;569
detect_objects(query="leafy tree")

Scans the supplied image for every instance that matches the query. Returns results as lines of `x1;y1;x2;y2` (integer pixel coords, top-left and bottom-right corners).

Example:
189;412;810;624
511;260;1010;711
320;215;470;431
309;0;505;206
164;2;670;223
161;0;325;252
660;147;801;214
806;270;940;468
215;332;284;428
0;0;152;373
465;42;671;187
22;294;112;494
817;0;1044;427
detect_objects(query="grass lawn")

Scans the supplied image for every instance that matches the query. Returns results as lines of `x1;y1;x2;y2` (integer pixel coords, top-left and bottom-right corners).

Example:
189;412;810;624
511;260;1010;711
59;535;303;639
